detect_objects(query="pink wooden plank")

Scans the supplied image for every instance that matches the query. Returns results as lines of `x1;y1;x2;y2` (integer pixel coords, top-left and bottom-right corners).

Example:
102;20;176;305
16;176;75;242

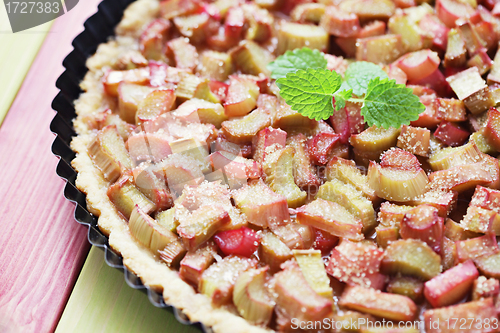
0;1;102;332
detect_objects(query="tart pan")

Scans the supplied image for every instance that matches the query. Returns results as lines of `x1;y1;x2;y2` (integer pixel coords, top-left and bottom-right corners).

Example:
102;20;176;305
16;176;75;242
50;0;205;331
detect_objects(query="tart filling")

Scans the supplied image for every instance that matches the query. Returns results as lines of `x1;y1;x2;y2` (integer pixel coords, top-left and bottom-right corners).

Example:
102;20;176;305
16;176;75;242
71;0;500;331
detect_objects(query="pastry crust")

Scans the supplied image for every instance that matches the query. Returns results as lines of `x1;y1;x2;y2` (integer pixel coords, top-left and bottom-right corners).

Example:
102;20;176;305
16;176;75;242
70;0;271;331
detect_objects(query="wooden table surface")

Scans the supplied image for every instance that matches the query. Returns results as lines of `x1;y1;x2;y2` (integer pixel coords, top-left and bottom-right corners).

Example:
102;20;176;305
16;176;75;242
0;2;199;332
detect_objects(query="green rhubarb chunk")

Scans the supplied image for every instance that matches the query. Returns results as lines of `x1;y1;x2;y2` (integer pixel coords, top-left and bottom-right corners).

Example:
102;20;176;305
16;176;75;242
381;239;442;280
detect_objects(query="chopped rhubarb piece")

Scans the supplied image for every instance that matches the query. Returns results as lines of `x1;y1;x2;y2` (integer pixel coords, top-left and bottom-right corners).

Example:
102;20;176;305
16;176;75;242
233;267;274;326
102;67;150;97
276;21;329;55
327;241;386;290
231;40;274;77
291;3;326;23
94;109;135;141
326;157;377;202
487;47;500;84
397;125;431;157
312;228;339;254
132;165;173;210
270;222;309;250
273;100;316;129
199;51;233;82
233;180;290;228
135;89;175;125
169;138;210;174
445;218;481;240
442;236;458;270
436;0;477;28
428;142;482;171
223;76;260;118
154;154;204;194
470;130;497;155
251;126;286;164
386;276;424;302
356;34;404;64
129;205;181;255
339;286;417;322
179;242;217;287
306;132;341;165
139;18;171;60
173;13;214;44
339;0;396;21
401;205;444;254
286;133;320;190
115;50;148;70
158;239;187;267
444;28;467;68
88;125;133;182
367;158;429;202
387;9;433;53
472;276;500;300
394;50;440;82
461;206;496;234
350;126;400;155
221;108;272;143
173;98;227;128
208;80;228;103
259;231;293;273
316;179;376;233
483;107;500;151
329;101;365;144
319;7;360;37
467;49;493;75
375;225;400;248
297;199;364;241
272;261;333;324
410;190;458;218
293;249;333;298
409;68;453;98
434;121;470;147
336;20;386;57
224;7;245;40
424;298;498;333
177;205;230;251
428;163;493;193
424;259;479;308
263;147;307;208
200;255;257;305
436;98;467;122
420;13;450;51
166;37;198;72
470;186;500;234
155;208;178;233
126;133;172;164
446;67;494;115
118;83;156;124
381;239;442;280
242;4;274;42
456;233;499;262
175;181;247;231
160;0;202;20
107;175;156;219
457;20;486;56
474;252;500;278
378;201;412;227
410;88;441;129
174;74;204;102
214;226;259;258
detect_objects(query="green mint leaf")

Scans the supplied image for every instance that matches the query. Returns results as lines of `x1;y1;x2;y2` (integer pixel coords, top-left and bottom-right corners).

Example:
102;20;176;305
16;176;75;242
344;62;389;96
267;47;327;80
361;78;425;128
277;68;342;121
333;89;353;111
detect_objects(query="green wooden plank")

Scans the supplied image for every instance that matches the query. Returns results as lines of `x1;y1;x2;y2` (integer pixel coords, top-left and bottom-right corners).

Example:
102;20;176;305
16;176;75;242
56;247;200;333
0;6;52;127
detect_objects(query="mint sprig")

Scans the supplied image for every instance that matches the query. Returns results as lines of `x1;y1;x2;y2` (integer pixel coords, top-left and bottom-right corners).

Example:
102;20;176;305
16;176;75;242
276;68;342;121
268;48;425;129
267;48;327;80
